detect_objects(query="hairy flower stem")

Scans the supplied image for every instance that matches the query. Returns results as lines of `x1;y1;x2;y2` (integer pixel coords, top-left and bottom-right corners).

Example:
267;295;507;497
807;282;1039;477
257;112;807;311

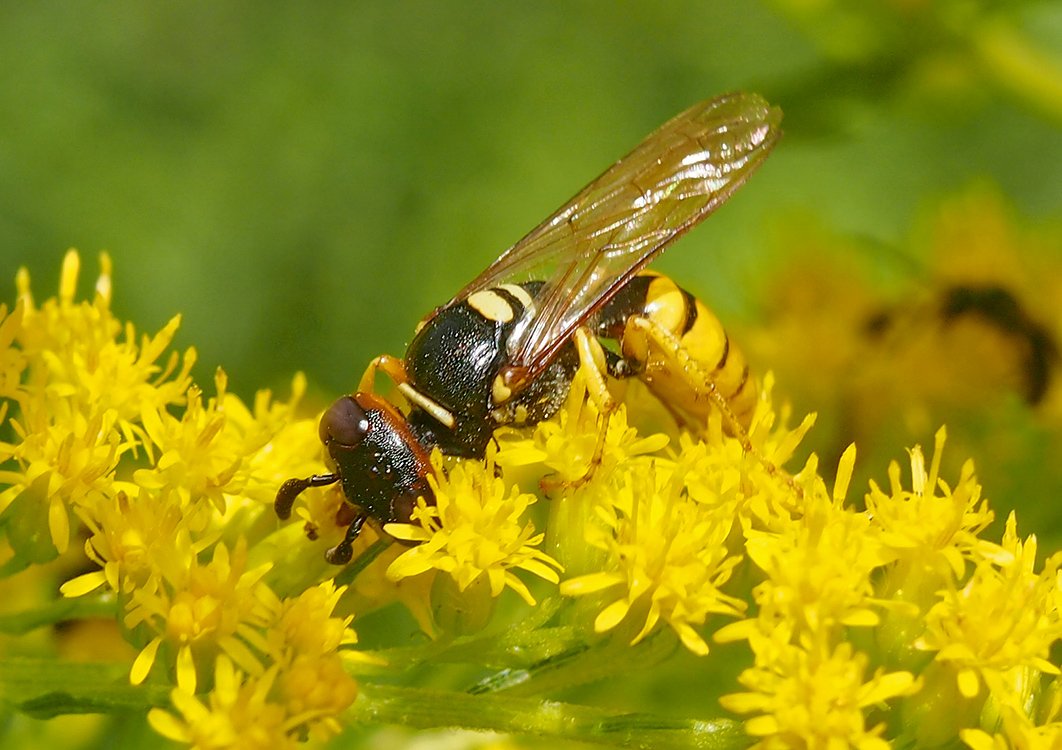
466;627;681;698
352;683;748;749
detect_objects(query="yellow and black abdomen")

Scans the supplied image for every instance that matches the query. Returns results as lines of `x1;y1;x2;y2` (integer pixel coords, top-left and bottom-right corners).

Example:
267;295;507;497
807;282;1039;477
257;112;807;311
595;272;758;432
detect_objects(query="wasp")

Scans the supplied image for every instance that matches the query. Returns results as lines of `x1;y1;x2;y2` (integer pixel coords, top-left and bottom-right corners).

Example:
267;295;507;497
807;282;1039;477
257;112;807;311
276;92;782;564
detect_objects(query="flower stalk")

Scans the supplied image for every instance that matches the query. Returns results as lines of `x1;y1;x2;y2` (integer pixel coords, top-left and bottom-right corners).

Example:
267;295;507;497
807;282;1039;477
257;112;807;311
352;683;750;750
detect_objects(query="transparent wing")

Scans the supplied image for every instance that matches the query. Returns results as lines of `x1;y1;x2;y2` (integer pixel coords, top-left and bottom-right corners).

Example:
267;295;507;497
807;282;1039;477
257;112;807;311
450;91;782;389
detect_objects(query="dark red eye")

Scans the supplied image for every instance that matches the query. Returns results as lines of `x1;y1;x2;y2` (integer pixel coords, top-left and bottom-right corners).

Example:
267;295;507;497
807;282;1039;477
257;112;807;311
319;396;370;446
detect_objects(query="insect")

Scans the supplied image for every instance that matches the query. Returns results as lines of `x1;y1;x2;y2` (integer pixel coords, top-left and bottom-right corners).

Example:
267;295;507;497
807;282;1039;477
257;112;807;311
276;92;782;564
864;282;1058;405
933;284;1056;405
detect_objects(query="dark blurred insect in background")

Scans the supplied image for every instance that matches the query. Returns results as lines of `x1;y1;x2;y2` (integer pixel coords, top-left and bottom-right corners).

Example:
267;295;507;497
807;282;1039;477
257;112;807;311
745;189;1062;542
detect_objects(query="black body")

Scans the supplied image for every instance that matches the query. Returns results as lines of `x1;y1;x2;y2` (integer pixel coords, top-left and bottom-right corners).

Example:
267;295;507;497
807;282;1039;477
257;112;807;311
404;282;579;457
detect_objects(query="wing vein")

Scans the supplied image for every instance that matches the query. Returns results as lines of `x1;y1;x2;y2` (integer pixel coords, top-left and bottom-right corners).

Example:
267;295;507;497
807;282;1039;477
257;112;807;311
447;92;782;392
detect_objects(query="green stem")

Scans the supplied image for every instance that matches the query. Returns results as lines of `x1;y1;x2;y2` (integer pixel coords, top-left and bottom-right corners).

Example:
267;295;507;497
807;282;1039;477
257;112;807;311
335;537;392;586
467;627;680;697
352;683;749;750
353;599;678;699
971;19;1062;124
0;594;116;634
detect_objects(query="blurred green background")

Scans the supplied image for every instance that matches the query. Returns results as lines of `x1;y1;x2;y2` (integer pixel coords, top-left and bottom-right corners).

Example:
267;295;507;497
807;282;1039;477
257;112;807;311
1;2;1060;536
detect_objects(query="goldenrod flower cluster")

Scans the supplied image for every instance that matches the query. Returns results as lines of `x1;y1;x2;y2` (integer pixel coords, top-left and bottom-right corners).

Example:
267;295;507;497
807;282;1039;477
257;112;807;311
1;252;359;747
0;251;1058;749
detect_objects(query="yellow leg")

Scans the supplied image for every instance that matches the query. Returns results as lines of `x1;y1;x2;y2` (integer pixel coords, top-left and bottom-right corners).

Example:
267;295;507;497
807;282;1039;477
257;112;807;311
576;327;617;481
358;354;409;394
541;328;615;492
626;316;754;452
624;316;801;496
574;327;617;416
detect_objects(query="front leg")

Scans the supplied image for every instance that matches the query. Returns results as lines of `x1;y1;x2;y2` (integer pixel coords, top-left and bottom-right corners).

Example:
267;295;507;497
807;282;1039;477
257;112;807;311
358;354;409;394
275;473;339;520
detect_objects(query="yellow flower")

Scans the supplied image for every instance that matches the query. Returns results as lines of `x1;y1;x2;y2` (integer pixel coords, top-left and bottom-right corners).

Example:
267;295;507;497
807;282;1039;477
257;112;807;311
262;580;358;663
261;581;362;735
0;251;196;557
15;251;195;448
0;395;127;556
561;462;746;655
4;251;363;747
384;447;562;607
221;372;321;507
556;376;825;656
494;372;669;489
60;488;189;597
0;301;25;398
915;514;1062;700
143;582;362;746
721;494;887;646
275;653;357;738
867;427;1000;586
148;656;298;750
5;250;1061;749
127;537;274;693
134;373;246;516
721;634;919;750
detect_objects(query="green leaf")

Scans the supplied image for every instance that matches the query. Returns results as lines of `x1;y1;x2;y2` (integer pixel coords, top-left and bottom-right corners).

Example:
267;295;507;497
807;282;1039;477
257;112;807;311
0;658;169;719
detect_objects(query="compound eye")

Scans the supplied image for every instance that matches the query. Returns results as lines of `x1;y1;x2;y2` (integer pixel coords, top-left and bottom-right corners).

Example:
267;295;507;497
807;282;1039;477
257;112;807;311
319;396;370;447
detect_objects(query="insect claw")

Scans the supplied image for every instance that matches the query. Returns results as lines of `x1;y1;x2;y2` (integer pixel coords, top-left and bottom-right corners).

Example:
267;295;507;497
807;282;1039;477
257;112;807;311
324;542;353;565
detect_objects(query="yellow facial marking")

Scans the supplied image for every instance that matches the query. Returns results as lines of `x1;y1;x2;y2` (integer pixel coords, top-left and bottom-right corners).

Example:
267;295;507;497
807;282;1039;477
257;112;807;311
468;290;515;323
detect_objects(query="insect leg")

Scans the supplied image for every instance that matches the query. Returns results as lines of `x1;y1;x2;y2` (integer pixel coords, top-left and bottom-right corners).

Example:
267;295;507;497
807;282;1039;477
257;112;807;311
358;354;409;394
622;315;800;494
574;327;618;417
324;513;368;565
541;328;617;492
623;315;754;450
275;473;340;520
